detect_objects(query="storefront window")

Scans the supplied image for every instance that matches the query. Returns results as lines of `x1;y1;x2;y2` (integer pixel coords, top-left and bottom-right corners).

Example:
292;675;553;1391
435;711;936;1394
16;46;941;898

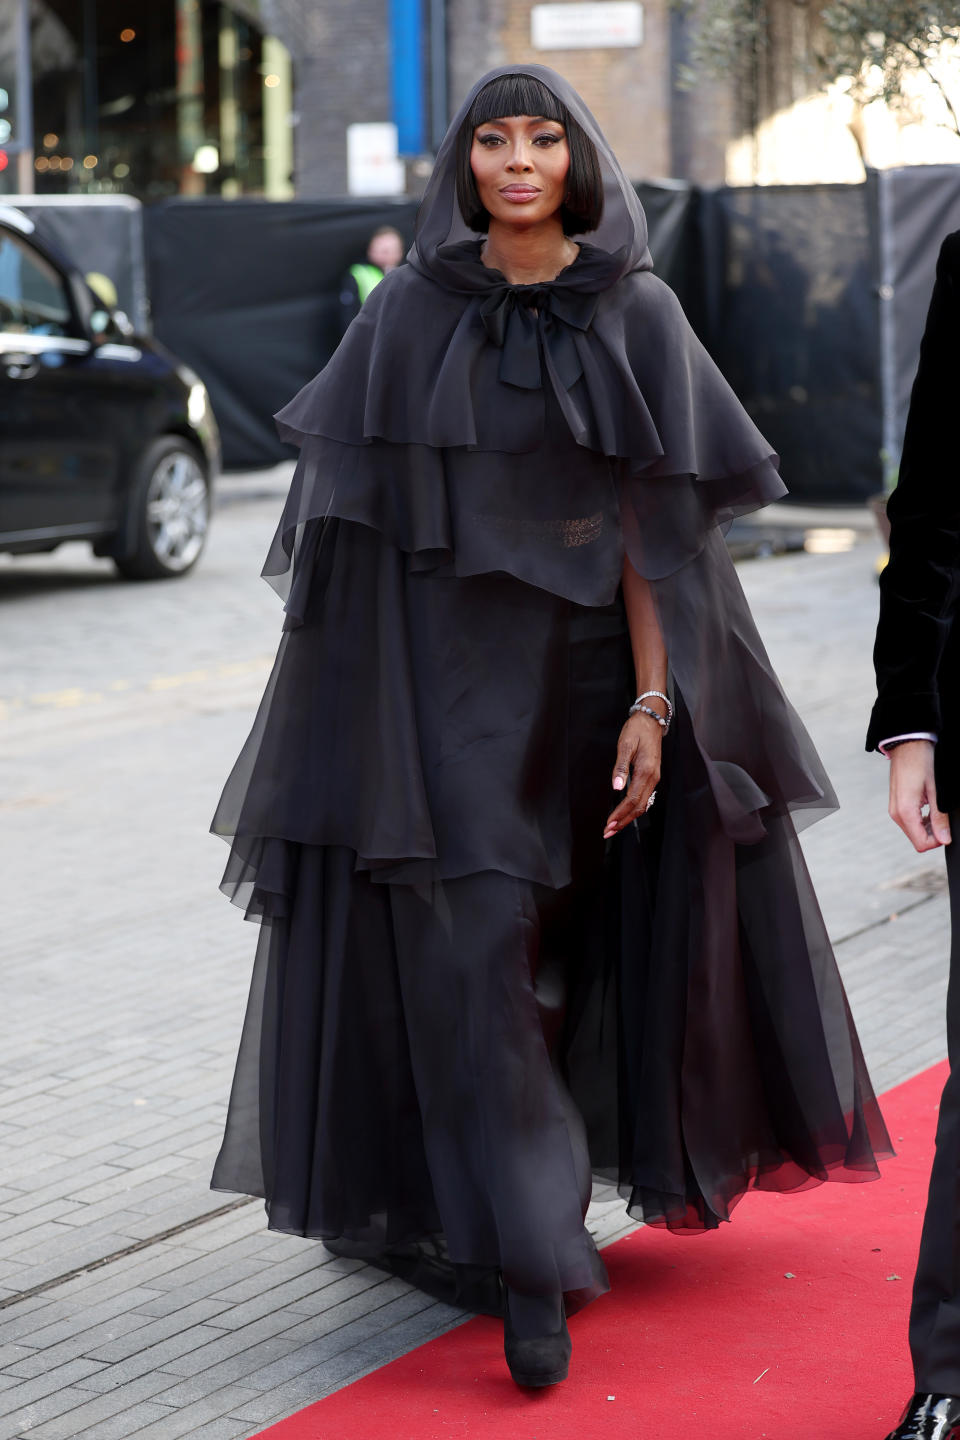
10;0;292;199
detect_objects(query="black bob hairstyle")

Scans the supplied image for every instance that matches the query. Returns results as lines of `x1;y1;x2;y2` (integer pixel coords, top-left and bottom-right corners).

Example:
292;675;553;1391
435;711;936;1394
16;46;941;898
454;74;604;236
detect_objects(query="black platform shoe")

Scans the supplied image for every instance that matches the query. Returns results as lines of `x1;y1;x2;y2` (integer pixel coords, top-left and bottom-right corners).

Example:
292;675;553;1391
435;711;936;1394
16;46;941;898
503;1291;571;1388
884;1393;960;1439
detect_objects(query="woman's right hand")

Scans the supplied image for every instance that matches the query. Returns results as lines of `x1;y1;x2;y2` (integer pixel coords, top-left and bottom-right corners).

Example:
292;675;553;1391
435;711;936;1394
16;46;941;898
604;712;662;839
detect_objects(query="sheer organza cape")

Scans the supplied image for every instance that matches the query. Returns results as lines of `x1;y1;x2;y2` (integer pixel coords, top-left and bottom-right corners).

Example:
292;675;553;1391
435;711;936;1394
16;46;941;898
212;64;891;1240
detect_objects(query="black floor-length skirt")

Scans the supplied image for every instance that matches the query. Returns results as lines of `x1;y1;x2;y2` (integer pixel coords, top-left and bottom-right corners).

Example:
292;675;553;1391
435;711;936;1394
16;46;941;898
212;516;891;1314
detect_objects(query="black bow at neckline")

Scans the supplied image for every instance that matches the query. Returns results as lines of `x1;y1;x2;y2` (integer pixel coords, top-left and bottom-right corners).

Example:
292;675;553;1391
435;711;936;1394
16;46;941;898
478;282;599;390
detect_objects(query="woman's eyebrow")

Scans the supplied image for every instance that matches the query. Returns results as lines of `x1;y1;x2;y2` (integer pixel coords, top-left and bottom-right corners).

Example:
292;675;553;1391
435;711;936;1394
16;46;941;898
476;116;562;126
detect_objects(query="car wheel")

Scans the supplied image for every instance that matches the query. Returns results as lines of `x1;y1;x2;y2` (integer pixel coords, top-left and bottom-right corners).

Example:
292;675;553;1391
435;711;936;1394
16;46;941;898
114;437;210;581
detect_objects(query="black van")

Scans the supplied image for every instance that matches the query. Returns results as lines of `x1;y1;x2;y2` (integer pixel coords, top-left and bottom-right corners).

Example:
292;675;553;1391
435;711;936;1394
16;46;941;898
0;205;219;579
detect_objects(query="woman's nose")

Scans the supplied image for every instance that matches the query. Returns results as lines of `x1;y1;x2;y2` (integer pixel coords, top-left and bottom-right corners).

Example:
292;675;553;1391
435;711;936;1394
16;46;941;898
505;146;534;172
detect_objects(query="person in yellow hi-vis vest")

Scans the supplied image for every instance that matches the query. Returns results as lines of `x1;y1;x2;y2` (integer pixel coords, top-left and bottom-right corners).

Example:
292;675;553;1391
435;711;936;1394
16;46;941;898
338;226;405;334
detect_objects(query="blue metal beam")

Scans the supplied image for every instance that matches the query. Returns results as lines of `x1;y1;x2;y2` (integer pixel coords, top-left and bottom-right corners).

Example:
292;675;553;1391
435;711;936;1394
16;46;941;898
390;0;424;154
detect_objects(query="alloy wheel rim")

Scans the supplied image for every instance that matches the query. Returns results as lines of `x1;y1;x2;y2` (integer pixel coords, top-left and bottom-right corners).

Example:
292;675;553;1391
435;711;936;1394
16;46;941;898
144;451;208;571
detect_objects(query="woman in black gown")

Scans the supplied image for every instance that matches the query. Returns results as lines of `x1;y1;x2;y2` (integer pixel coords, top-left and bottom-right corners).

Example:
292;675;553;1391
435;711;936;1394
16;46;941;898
211;65;892;1389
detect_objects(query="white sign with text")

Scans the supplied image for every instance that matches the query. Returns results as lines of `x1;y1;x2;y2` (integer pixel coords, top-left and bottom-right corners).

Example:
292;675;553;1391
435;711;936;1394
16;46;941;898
346;122;405;196
531;1;643;49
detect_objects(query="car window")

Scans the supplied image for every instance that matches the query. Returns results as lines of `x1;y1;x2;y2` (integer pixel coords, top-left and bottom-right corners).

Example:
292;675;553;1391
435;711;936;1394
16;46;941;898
0;231;72;337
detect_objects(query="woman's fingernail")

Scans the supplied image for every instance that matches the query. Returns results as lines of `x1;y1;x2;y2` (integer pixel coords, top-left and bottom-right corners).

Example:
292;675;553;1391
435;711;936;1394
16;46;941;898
613;776;625;791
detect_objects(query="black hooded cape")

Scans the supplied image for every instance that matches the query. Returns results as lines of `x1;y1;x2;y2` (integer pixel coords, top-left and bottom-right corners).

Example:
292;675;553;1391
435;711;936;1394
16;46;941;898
211;66;891;1297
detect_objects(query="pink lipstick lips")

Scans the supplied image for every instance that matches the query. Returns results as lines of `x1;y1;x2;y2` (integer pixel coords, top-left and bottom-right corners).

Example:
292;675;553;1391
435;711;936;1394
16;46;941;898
499;184;541;202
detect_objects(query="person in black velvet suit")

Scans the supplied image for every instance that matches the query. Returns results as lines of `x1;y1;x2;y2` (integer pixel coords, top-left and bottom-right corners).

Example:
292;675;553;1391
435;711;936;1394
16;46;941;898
868;230;960;1440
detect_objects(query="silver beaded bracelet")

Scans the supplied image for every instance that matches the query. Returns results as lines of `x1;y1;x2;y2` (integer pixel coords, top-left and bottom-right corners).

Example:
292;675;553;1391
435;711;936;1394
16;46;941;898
629;689;673;734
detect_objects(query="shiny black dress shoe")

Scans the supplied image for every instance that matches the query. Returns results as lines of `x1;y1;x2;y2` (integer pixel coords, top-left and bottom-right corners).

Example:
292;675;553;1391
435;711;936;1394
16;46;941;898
884;1393;960;1439
503;1291;571;1388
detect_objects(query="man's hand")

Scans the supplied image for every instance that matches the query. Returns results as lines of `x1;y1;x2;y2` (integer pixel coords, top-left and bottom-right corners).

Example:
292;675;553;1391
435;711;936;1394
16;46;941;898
889;739;952;852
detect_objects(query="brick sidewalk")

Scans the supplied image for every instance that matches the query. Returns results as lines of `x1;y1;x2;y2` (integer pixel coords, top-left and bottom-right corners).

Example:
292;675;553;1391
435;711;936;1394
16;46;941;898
0;489;948;1439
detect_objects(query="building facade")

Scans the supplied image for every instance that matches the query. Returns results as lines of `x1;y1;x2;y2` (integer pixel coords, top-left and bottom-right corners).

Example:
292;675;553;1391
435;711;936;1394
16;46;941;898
3;0;957;201
1;0;295;199
3;0;727;199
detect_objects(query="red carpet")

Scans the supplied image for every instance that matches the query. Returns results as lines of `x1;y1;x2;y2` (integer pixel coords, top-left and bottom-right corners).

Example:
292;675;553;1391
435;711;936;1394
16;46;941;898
252;1063;944;1440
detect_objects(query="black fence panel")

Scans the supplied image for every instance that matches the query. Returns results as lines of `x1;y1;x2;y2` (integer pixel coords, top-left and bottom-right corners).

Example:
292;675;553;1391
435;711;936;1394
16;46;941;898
636;180;700;321
2;195;150;332
874;165;960;475
145;197;420;468
699;184;881;503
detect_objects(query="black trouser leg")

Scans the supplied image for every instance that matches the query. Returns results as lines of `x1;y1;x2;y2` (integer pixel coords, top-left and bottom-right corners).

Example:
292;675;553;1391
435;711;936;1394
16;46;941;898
910;828;960;1394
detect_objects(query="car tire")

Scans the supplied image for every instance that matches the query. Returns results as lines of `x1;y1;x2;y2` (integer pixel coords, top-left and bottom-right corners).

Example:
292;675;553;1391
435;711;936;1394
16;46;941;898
113;436;211;581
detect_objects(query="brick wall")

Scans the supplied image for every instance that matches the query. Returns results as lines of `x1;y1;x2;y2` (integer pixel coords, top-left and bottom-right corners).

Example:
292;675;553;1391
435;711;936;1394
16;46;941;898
264;0;393;196
448;0;675;180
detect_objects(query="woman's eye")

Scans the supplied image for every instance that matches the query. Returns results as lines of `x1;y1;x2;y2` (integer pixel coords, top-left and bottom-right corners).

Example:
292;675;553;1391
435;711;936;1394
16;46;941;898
534;134;563;146
477;134;504;147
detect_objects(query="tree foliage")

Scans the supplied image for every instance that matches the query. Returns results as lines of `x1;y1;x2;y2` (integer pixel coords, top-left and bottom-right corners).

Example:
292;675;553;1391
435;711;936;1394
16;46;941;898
820;0;960;132
678;0;960;136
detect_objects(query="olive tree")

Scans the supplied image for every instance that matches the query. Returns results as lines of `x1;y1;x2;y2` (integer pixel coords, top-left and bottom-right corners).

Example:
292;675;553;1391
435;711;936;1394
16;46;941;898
677;0;960;136
820;0;960;133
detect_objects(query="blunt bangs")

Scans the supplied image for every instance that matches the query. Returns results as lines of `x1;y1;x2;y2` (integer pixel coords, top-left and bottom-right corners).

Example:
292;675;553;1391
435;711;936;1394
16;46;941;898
466;74;567;129
455;74;604;237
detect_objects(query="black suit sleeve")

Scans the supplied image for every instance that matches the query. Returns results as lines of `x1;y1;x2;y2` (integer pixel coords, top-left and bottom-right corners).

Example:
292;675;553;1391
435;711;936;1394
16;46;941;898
866;231;960;750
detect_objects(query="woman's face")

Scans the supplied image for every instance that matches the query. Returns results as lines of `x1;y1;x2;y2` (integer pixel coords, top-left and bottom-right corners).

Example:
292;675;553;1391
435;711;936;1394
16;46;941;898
470;114;570;228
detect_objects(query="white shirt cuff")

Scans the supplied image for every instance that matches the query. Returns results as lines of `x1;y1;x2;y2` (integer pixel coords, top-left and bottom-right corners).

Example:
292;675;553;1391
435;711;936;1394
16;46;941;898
878;732;938;755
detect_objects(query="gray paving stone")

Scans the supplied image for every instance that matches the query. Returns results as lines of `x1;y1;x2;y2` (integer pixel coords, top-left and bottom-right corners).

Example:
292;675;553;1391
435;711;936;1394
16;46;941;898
132;1263;271;1318
2;1240;142;1290
115;1385;262;1439
0;1303;74;1347
138;1235;284;1295
44;1243;197;1306
231;1301;464;1428
211;1250;357;1306
3;1312;178;1380
0;1359;108;1420
171;1211;283;1256
0;1350;33;1373
13;1375;180;1440
116;1198;243;1244
67;1401;177;1440
154;1299;351;1382
0;1202;86;1238
237;1287;438;1395
212;1263;372;1332
227;1293;448;1423
0;1078;61;1106
228;1268;397;1334
65;1164;188;1209
0;1389;112;1440
173;1422;252;1440
15;1289;164;1352
85;1301;231;1364
114;1133;220;1172
0;1165;126;1208
72;1326;234;1394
